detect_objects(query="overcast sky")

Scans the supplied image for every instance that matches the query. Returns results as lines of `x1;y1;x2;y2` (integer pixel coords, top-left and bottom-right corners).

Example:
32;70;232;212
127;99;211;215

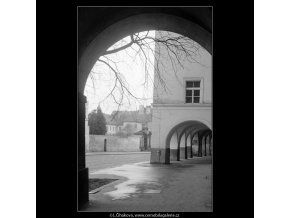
84;31;155;115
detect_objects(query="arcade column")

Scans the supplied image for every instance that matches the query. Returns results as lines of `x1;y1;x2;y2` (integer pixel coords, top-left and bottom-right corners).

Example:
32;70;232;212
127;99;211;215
78;93;89;209
198;134;203;157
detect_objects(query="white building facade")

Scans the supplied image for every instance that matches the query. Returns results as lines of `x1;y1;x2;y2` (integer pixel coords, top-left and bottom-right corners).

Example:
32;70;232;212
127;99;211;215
150;31;213;164
106;124;120;135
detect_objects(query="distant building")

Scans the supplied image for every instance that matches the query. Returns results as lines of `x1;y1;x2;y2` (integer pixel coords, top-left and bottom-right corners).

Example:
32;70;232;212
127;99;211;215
134;127;152;151
105;105;152;136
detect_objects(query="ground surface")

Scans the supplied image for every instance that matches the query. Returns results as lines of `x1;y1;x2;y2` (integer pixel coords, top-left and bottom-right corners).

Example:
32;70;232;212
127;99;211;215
83;153;212;212
89;178;118;192
86;152;151;173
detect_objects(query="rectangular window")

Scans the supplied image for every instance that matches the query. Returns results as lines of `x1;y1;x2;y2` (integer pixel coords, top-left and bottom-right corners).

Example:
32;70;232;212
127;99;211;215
185;80;201;103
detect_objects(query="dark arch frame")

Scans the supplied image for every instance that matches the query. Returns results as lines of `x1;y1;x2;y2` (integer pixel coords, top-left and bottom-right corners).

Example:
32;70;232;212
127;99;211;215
78;12;212;94
77;8;212;209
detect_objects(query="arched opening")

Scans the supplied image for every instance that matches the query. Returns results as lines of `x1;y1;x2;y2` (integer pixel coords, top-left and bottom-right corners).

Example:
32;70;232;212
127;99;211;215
165;120;212;164
78;9;212;209
191;133;199;156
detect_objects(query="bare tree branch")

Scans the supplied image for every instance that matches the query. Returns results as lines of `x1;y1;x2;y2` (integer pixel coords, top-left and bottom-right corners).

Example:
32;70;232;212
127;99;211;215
86;31;207;114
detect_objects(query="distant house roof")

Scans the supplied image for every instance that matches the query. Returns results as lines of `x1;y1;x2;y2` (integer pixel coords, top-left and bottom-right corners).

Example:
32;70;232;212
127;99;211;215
134;129;152;136
105;110;152;126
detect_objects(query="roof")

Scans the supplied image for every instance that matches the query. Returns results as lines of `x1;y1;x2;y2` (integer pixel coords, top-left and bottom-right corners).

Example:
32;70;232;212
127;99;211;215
105;110;152;126
134;129;152;136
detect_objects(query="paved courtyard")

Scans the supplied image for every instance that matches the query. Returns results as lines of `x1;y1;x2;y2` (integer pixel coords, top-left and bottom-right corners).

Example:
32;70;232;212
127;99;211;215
86;152;151;173
83;153;212;212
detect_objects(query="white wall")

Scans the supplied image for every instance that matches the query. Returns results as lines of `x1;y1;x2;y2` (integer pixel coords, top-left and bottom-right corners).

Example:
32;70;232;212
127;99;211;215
107;122;144;135
170;132;178;149
186;135;191;148
151;106;212;150
106;124;118;135
147;121;153;132
180;134;186;148
153;31;212;105
151;31;212;154
192;134;199;154
89;135;142;152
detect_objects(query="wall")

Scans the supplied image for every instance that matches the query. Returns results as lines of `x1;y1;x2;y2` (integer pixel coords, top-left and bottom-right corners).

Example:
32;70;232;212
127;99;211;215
150;31;212;163
153;31;212;105
147;121;153;132
106;124;118;135
180;134;186;159
170;132;178;161
88;135;142;152
187;134;192;157
151;106;212;148
107;122;143;135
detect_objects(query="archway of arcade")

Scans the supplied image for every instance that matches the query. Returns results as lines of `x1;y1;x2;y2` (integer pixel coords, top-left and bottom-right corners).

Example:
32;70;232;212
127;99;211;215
166;121;212;163
78;8;212;209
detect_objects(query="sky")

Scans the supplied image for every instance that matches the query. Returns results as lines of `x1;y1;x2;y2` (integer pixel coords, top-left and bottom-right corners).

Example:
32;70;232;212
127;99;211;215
84;31;155;115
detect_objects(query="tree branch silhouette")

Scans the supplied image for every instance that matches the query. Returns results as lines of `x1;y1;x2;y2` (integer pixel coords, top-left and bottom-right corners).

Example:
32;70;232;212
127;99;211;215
87;31;204;116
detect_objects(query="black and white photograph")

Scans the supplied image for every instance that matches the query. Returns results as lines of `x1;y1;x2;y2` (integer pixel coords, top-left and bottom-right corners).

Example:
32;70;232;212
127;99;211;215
77;7;212;212
11;1;290;217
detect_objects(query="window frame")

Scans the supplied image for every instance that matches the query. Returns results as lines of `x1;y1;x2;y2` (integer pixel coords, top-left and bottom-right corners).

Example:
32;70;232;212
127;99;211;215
184;78;203;104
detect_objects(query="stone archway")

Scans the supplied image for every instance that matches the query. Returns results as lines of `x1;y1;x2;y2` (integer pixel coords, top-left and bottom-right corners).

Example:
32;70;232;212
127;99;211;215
78;8;212;209
164;120;212;164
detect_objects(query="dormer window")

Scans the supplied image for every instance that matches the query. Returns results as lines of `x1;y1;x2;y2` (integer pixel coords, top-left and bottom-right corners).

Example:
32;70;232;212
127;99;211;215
185;80;201;103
